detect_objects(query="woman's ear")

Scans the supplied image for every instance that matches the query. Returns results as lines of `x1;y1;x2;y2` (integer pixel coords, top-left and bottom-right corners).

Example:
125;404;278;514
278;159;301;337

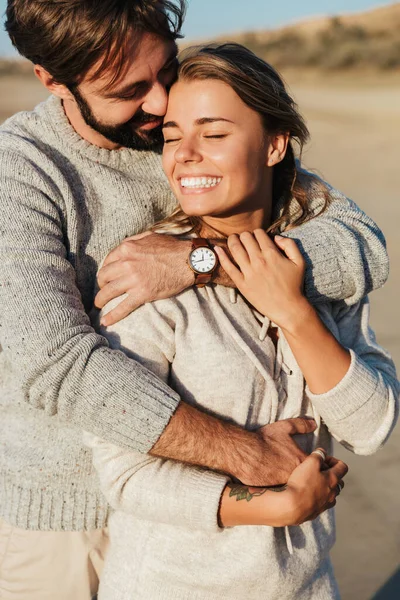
266;134;290;167
34;65;74;101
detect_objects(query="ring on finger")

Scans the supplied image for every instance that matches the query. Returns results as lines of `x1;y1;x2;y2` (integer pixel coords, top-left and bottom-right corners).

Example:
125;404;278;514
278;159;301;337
311;449;326;462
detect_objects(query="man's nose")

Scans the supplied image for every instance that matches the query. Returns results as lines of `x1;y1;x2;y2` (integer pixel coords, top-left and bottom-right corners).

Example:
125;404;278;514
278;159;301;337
142;82;168;117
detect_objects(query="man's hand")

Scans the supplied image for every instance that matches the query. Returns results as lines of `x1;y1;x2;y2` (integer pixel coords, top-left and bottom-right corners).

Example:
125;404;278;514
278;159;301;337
95;232;193;326
237;418;317;487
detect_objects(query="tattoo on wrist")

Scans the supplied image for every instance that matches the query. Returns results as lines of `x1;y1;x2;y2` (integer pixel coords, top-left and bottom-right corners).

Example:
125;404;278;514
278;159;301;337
228;483;287;502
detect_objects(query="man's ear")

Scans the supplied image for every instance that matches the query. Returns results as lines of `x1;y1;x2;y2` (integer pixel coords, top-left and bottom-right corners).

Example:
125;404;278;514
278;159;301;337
34;65;74;101
266;134;290;167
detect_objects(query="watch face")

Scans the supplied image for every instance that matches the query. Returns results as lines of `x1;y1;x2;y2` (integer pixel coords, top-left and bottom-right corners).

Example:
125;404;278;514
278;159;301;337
189;247;217;274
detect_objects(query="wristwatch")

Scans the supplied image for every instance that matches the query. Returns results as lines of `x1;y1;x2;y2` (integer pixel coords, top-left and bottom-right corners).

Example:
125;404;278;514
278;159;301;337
188;238;219;287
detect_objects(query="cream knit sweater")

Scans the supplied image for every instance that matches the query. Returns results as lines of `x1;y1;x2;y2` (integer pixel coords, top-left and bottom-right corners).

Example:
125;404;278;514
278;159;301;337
0;95;391;531
85;285;398;600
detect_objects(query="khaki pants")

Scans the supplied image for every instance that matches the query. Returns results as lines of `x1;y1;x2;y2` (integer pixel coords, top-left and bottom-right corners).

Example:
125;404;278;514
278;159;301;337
0;518;109;600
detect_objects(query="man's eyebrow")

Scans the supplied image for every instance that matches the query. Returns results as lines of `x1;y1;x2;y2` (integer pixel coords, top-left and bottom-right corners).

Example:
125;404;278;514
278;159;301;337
162;117;234;129
103;49;178;99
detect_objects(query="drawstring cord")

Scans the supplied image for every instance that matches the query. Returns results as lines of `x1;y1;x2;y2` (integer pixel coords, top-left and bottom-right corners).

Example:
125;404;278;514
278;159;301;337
225;290;295;555
259;316;269;342
229;288;237;304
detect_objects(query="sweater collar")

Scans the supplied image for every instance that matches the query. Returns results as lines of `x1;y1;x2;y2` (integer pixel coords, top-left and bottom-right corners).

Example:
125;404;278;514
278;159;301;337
39;95;163;169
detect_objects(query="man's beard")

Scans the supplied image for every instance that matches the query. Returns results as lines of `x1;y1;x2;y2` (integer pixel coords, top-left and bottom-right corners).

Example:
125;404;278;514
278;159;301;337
70;87;164;151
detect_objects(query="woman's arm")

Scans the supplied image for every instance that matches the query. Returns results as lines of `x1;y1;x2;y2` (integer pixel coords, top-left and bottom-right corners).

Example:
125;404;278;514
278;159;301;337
215;230;351;394
305;297;399;454
84;431;229;532
85;429;348;530
216;232;399;454
220;452;348;527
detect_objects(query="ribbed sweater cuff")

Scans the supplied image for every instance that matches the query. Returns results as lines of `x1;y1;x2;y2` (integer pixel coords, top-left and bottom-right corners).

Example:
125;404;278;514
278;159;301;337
306;349;378;421
0;475;110;531
175;469;229;533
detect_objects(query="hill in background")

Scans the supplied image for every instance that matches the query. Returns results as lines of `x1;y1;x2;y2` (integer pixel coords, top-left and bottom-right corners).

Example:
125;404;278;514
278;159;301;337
1;2;400;75
187;2;400;71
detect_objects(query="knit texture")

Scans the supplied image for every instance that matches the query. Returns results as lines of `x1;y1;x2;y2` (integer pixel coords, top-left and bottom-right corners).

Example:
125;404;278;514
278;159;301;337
0;96;390;531
0;96;179;530
85;287;398;599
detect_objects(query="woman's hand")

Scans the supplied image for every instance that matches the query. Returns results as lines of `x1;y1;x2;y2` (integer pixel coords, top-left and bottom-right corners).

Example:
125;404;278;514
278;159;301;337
215;230;312;330
219;449;348;528
279;450;348;526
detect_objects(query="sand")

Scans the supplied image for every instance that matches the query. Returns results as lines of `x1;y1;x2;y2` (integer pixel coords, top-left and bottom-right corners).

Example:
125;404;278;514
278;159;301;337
1;71;399;600
285;72;400;600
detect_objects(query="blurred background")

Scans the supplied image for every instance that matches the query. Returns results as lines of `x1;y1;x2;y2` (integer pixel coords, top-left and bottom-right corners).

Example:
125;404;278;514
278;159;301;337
1;0;399;598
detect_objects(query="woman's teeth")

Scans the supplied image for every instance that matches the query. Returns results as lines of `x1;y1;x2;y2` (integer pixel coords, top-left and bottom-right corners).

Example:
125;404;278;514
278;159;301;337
180;177;222;189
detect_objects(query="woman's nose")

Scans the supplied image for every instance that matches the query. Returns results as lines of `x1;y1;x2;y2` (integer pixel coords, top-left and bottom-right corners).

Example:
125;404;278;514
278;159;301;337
174;139;202;164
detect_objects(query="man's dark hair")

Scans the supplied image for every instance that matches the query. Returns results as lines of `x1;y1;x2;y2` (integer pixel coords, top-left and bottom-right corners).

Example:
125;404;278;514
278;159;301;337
5;0;186;87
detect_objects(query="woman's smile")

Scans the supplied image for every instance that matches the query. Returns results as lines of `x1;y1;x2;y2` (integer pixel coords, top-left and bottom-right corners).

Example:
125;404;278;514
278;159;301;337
179;175;223;194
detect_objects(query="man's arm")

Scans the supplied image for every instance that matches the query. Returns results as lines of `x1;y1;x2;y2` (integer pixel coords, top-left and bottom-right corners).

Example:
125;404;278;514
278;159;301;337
96;184;388;326
0;149;313;484
283;181;389;304
0;150;180;453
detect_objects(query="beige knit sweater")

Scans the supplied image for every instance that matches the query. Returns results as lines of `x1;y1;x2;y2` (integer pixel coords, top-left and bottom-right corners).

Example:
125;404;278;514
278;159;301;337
85;284;399;600
0;94;392;532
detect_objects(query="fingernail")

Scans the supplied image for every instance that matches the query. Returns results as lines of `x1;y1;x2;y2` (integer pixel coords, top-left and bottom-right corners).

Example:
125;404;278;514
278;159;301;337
100;318;106;326
275;235;284;240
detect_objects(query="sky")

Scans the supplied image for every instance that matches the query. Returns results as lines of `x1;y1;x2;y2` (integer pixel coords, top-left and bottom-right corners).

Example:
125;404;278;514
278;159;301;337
0;0;395;57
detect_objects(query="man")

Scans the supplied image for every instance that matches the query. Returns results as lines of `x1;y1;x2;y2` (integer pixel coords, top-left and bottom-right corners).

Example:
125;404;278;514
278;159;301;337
0;1;388;598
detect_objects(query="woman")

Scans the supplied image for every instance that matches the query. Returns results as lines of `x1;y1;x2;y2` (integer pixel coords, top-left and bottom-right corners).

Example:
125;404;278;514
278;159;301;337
85;44;398;599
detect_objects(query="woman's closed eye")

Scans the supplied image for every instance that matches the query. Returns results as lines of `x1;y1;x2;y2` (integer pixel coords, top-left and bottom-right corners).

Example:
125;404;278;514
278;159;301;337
204;134;228;139
164;137;182;144
163;132;229;144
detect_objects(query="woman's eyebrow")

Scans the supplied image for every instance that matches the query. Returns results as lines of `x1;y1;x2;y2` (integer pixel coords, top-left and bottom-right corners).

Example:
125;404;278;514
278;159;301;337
163;117;234;129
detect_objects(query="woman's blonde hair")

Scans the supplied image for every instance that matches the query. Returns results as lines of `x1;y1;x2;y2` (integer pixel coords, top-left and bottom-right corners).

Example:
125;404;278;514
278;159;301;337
153;43;329;236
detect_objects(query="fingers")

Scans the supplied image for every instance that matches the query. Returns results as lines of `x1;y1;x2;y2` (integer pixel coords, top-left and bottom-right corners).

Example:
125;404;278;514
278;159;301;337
227;234;251;270
296;448;328;475
335;480;345;495
102;247;123;268
310;448;327;464
328;459;349;481
253;229;277;253
95;279;128;310
274;235;305;267
238;231;264;257
97;261;127;293
284;417;317;435
214;246;244;285
324;455;339;468
100;296;140;327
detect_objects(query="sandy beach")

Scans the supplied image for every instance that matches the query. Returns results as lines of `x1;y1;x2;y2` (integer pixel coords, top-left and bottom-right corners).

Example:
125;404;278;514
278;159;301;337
286;72;400;600
1;71;399;599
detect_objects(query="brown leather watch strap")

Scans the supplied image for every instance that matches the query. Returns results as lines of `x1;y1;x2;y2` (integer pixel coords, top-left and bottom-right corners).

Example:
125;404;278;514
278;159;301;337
192;237;210;249
195;273;212;287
